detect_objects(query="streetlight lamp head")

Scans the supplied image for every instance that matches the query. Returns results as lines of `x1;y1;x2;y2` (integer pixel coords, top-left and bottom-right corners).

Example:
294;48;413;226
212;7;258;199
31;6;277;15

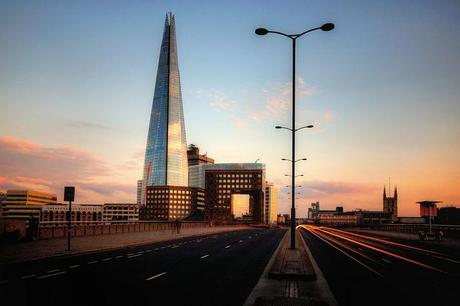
275;126;282;129
255;28;269;35
321;23;335;31
307;125;314;128
281;158;287;161
302;158;307;161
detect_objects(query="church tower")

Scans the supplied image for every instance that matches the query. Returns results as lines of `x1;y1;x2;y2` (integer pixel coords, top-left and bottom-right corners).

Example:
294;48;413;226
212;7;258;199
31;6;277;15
383;186;398;221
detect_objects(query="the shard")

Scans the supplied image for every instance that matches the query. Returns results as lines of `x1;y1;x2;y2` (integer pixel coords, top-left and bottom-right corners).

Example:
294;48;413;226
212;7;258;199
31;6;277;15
141;12;188;204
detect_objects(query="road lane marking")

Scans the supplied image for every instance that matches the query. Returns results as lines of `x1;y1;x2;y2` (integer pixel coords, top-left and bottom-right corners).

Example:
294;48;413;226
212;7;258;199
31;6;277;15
225;245;231;249
20;274;36;280
127;253;135;256
68;265;80;269
381;258;392;264
47;269;60;273
137;251;144;254
146;272;167;281
37;271;66;279
145;249;152;253
115;255;123;259
171;245;179;249
88;261;98;265
128;254;142;259
0;280;9;284
239;240;243;243
102;257;112;262
200;254;209;259
434;255;460;264
154;248;160;251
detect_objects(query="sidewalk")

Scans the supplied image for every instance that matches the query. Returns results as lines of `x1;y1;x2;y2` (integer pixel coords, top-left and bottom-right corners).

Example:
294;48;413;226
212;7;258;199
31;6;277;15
0;225;248;265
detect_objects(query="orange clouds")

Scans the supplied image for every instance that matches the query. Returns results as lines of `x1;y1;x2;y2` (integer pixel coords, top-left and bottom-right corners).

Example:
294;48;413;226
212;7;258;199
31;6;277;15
0;136;135;203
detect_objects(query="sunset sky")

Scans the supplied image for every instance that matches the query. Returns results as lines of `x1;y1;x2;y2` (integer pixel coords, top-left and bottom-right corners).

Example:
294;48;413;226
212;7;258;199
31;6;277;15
1;0;459;217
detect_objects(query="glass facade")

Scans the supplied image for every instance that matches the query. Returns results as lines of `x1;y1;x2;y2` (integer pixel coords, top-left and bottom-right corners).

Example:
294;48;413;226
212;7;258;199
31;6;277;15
142;13;188;204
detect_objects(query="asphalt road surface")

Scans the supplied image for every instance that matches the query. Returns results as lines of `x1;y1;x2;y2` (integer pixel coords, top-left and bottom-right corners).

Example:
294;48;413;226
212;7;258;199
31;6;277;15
0;228;286;306
299;225;460;306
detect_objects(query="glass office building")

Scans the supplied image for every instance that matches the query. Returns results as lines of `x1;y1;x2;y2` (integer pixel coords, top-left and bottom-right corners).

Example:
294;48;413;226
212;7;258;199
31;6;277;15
142;13;188;204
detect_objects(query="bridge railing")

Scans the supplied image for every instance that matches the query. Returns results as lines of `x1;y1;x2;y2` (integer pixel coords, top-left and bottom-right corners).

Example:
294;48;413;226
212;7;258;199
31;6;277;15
37;220;211;240
359;223;460;238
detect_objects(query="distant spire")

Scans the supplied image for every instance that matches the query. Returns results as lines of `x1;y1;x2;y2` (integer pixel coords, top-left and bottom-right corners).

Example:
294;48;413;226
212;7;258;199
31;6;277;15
383;186;386;199
394;186;398;199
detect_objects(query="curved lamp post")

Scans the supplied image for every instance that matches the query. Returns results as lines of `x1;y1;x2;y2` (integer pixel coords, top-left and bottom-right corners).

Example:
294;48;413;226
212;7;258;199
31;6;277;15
256;23;334;249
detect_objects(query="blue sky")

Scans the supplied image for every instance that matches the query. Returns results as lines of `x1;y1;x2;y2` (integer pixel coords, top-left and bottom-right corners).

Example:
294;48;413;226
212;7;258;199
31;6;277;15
1;0;459;216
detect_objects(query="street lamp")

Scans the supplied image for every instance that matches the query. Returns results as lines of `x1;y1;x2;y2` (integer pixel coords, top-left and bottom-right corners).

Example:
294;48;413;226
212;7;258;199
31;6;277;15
282;158;307;162
257;22;334;249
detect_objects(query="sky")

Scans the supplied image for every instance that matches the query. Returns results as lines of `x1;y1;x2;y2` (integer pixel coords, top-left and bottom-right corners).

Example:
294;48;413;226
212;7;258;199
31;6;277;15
1;0;459;217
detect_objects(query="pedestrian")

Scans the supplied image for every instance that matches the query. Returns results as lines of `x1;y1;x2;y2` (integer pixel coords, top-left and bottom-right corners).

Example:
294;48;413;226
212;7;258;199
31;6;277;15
439;230;444;241
175;219;180;234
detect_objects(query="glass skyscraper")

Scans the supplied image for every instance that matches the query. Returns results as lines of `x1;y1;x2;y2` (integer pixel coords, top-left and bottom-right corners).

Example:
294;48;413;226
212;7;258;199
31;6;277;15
141;12;188;205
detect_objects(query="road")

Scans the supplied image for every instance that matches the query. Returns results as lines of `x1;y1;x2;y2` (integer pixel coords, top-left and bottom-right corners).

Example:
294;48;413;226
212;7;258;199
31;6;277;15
299;225;460;306
0;228;286;306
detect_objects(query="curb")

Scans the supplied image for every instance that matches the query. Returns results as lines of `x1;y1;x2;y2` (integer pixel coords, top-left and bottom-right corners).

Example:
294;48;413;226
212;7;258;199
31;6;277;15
243;228;289;306
0;226;249;266
298;226;338;306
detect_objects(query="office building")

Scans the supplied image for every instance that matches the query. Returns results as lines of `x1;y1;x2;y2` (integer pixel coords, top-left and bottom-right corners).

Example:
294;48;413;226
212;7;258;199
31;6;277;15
136;180;143;205
187;144;214;166
265;182;278;224
204;163;266;223
141;12;188;204
103;203;139;222
1;190;57;220
142;186;204;220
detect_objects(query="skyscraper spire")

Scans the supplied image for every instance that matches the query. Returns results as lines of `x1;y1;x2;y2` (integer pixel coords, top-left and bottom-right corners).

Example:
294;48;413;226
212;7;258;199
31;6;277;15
141;12;188;204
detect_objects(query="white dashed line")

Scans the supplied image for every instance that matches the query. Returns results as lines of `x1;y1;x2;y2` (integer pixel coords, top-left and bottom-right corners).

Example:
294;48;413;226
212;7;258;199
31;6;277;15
200;254;209;259
20;274;36;280
127;253;135;256
225;245;231;249
0;280;9;285
154;248;160;251
137;251;144;255
145;250;152;253
88;261;98;265
102;257;112;262
37;271;66;279
47;269;60;273
127;254;142;259
171;245;179;249
68;265;80;269
146;272;167;281
239;240;243;243
115;255;123;259
381;258;392;264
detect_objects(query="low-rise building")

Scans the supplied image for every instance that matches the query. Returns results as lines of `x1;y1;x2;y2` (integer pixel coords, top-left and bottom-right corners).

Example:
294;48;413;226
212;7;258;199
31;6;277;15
41;203;103;222
1;190;57;220
265;182;278;224
103;203;139;222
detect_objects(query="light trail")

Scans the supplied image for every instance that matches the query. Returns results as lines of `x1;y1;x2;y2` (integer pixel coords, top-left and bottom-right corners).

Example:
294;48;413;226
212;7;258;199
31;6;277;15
301;225;384;278
315;227;446;274
321;227;441;255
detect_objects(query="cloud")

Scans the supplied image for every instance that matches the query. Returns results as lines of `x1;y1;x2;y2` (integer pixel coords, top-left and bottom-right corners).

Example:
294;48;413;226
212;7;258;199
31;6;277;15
0;136;135;203
250;76;314;121
299;180;377;196
67;120;113;130
195;88;237;111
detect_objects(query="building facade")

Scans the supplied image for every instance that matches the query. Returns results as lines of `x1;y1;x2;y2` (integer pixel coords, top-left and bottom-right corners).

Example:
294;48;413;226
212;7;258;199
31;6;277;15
187;144;214;166
142;186;204;220
265;182;278;224
137;180;143;205
204;163;266;223
383;187;398;221
41;204;103;222
103;203;139;222
141;12;188;204
1;190;57;220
